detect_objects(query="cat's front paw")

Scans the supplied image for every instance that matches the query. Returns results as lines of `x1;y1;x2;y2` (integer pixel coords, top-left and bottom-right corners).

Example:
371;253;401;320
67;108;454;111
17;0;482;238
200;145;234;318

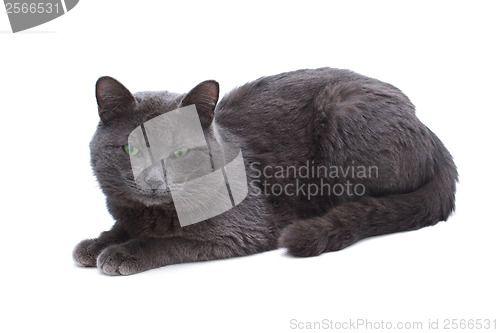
97;245;144;276
73;238;102;267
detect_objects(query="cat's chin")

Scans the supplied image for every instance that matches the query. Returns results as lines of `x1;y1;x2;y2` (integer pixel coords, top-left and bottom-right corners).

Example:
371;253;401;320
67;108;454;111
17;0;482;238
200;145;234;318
138;197;173;207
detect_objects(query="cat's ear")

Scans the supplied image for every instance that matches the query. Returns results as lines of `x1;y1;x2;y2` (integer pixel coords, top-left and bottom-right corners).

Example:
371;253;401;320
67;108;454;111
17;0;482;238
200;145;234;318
95;76;135;121
181;80;219;128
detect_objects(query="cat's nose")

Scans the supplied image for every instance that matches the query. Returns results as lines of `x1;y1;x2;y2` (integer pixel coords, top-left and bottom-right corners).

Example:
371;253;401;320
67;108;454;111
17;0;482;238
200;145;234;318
146;178;164;189
145;166;165;189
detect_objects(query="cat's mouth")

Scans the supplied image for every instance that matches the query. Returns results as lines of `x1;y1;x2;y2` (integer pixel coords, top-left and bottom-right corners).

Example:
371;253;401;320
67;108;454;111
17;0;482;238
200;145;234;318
125;174;188;206
141;188;169;195
137;191;173;206
128;184;173;206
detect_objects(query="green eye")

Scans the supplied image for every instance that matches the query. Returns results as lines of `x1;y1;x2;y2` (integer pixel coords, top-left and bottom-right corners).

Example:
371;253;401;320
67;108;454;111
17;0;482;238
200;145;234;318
173;148;189;158
124;145;139;156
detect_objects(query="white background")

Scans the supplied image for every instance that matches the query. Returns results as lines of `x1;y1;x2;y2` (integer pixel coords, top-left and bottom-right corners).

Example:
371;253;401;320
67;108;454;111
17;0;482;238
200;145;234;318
1;1;498;332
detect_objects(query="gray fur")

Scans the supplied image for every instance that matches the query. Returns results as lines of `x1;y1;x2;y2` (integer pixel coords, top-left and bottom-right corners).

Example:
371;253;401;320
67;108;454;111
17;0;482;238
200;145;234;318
73;68;457;275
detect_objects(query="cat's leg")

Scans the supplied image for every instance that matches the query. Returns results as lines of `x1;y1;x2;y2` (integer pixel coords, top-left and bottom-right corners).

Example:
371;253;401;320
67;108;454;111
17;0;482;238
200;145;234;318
279;155;457;257
73;224;130;267
278;200;368;257
281;80;457;257
97;236;256;276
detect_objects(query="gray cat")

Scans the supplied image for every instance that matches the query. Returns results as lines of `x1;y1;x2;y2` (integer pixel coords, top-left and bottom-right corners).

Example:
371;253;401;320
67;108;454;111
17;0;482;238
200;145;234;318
73;68;457;275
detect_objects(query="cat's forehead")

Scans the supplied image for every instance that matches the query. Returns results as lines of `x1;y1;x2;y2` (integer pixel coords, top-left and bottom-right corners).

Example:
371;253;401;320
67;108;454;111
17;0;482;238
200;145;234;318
134;91;184;118
96;91;185;143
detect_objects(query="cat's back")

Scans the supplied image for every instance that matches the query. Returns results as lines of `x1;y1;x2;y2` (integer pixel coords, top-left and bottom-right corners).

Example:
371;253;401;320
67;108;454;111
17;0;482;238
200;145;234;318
214;67;413;141
217;67;356;116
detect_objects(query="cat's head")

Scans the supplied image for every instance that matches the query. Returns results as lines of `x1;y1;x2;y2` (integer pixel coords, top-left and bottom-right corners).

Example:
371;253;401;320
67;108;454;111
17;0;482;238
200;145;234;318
90;76;220;207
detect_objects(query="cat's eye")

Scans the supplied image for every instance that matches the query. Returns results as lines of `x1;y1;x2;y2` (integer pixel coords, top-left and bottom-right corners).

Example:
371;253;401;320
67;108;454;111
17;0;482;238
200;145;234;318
173;148;189;158
123;145;139;156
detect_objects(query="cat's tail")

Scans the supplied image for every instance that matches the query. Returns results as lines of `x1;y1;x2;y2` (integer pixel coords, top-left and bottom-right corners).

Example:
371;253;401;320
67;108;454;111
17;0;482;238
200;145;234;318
278;139;458;257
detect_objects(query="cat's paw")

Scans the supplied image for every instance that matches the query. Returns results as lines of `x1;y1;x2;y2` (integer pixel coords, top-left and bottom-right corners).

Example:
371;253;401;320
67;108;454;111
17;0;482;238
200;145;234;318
279;218;358;257
279;220;330;257
73;238;102;267
97;245;143;276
